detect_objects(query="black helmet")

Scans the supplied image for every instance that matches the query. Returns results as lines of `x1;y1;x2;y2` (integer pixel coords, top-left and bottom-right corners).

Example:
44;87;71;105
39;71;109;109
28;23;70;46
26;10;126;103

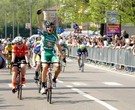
44;21;54;28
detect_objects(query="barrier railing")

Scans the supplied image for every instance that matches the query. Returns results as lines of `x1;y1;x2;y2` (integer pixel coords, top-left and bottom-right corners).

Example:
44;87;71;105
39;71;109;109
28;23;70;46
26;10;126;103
69;47;135;67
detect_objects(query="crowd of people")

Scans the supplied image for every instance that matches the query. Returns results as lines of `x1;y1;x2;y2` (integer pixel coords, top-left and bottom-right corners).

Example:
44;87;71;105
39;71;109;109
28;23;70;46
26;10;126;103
64;30;135;53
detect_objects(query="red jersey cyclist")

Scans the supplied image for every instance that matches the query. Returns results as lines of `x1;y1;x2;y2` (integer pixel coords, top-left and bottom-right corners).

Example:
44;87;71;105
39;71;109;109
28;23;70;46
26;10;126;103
11;36;31;93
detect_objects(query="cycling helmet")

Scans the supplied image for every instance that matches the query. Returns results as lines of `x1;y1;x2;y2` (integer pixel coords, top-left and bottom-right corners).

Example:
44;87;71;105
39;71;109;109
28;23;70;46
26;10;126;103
7;42;12;45
12;39;16;44
44;21;54;28
3;40;7;45
14;36;23;43
79;44;85;50
36;41;41;45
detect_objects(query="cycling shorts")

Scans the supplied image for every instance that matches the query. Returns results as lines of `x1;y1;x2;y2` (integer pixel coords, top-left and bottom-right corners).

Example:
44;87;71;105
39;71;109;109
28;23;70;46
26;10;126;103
36;54;41;62
14;56;26;64
41;52;59;63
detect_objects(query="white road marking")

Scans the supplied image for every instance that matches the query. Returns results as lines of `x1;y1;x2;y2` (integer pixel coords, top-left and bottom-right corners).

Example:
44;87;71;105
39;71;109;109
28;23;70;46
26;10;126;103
8;83;26;88
72;82;87;86
66;85;118;110
103;82;123;86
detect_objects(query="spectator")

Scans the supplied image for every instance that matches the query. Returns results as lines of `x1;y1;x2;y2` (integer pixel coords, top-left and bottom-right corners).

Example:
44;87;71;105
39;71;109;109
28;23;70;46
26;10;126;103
120;30;129;42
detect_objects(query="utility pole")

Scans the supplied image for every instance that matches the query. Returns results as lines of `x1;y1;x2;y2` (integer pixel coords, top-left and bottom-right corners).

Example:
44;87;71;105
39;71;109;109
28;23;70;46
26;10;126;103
4;12;7;39
56;0;59;33
29;1;32;37
13;10;15;38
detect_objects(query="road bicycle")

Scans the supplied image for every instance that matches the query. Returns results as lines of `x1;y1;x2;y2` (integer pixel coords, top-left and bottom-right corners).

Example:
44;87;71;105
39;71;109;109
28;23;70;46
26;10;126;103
12;60;27;100
46;61;53;104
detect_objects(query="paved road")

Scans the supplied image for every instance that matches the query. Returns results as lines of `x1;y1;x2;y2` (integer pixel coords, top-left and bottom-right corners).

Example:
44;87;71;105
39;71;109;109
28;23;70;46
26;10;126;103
0;58;135;110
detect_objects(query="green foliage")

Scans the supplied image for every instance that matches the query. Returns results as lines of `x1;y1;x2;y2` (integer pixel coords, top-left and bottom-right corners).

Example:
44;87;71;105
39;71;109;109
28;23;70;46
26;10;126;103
57;0;135;26
0;0;57;38
0;0;135;38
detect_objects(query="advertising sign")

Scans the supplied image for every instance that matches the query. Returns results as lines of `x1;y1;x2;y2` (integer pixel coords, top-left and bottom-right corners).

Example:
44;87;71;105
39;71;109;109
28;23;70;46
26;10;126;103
107;24;121;36
106;11;121;37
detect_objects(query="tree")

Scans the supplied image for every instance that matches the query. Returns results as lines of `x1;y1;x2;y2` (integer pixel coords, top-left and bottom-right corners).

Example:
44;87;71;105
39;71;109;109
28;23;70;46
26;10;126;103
57;0;135;26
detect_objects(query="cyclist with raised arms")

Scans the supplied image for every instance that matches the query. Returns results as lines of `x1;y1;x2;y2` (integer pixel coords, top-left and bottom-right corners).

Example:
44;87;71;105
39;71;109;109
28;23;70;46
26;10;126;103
37;9;63;94
11;36;31;93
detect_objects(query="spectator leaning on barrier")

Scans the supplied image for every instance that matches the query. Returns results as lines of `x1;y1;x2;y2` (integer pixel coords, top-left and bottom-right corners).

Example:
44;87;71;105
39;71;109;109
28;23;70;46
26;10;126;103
130;35;135;55
121;30;129;38
120;30;129;43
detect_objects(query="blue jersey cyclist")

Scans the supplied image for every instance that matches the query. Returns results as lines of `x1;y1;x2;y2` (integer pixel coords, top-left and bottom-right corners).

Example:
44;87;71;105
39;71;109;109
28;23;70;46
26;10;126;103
37;9;63;94
33;41;41;81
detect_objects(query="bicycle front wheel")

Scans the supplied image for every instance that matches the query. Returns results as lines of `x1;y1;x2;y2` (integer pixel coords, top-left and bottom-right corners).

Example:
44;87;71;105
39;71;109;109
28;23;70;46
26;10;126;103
81;54;84;72
17;74;22;100
47;88;52;104
19;85;22;100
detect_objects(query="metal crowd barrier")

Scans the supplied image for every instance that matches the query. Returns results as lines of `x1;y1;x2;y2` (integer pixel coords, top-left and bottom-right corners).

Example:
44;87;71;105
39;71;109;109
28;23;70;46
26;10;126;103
69;47;135;67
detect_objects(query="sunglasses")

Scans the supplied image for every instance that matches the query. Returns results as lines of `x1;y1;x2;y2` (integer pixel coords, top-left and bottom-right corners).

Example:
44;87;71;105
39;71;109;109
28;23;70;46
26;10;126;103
46;26;54;28
17;42;23;45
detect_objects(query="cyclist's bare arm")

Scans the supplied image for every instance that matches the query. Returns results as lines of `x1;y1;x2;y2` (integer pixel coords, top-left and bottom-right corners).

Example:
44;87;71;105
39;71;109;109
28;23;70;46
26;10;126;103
11;52;15;62
25;54;29;64
37;9;48;31
37;9;43;30
56;44;63;56
37;15;43;30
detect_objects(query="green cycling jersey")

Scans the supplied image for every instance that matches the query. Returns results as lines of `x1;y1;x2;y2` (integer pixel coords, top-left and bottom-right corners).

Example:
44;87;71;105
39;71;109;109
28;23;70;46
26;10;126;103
41;31;59;62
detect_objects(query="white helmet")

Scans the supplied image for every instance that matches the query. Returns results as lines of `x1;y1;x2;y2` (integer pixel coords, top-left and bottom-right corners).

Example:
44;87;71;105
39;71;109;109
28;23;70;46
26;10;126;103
3;40;7;44
14;36;23;43
79;44;85;50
